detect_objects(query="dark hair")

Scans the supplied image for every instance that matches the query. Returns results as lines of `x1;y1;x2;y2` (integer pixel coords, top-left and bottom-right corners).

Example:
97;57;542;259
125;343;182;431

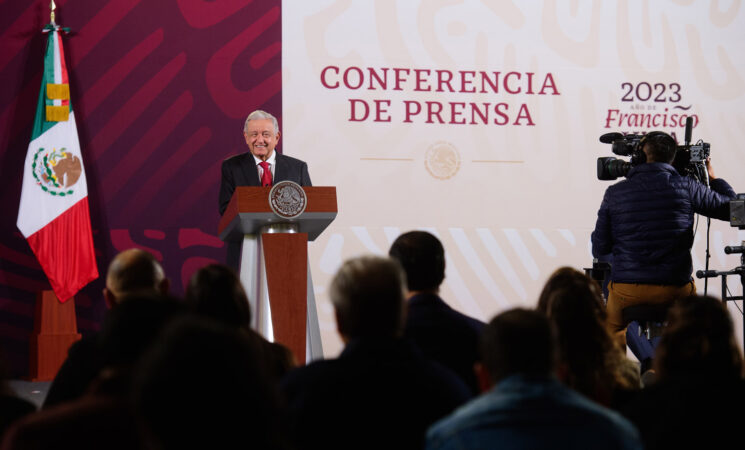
330;256;406;339
133;317;284;450
481;309;555;382
655;295;743;380
185;264;251;329
641;131;677;164
543;282;625;399
536;267;604;318
389;231;445;291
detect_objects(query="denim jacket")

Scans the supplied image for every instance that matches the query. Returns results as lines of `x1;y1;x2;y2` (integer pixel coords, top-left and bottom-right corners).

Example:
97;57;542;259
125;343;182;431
426;374;642;450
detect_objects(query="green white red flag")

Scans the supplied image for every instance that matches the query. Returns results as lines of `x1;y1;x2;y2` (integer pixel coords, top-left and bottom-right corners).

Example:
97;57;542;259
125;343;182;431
16;25;98;302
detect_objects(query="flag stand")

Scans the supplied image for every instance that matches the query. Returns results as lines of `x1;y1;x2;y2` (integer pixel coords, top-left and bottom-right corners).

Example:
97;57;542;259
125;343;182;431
28;290;81;381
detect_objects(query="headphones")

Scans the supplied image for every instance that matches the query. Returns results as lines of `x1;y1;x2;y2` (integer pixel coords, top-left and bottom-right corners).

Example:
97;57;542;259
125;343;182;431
638;131;677;163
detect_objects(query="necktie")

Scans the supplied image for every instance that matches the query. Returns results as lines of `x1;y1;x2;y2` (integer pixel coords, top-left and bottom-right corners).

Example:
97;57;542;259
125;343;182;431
259;161;272;187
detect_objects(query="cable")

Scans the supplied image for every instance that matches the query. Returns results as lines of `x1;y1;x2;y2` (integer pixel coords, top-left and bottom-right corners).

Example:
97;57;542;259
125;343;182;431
695;161;712;296
704;217;711;295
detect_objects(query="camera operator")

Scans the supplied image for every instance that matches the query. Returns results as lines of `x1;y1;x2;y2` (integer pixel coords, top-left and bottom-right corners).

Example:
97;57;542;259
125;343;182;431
591;131;736;348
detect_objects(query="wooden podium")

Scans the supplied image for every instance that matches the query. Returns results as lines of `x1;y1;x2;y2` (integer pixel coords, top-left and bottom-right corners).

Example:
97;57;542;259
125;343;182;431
218;186;337;363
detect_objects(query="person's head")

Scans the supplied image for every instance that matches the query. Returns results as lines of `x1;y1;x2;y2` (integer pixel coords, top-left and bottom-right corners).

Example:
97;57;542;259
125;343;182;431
536;266;604;318
541;280;632;397
655;295;743;381
388;231;445;293
133;317;282;450
329;256;407;341
103;249;169;308
641;131;677;164
478;308;555;389
243;110;280;162
185;264;251;329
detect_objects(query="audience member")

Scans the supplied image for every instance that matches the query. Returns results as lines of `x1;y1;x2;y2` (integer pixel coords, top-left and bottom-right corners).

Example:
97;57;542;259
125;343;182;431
281;256;471;450
426;308;642;450
43;248;170;408
2;294;185;450
185;263;294;379
133;317;287;450
654;295;742;380
102;248;170;307
621;295;745;450
93;294;186;395
185;263;250;328
537;267;640;406
389;231;485;394
536;266;604;314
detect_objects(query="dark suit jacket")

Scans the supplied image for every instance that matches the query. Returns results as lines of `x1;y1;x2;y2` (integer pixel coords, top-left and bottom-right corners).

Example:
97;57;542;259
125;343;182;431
219;152;312;215
280;337;471;450
43;335;102;409
404;293;485;395
219;151;311;269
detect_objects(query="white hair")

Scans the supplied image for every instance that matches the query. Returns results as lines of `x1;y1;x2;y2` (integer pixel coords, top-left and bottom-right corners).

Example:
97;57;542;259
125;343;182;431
243;110;279;134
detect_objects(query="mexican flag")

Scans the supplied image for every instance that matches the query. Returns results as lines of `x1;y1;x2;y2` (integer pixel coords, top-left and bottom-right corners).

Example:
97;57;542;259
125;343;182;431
16;25;98;303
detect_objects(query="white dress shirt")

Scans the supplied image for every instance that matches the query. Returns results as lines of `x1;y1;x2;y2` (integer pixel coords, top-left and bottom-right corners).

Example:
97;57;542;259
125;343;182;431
252;150;276;182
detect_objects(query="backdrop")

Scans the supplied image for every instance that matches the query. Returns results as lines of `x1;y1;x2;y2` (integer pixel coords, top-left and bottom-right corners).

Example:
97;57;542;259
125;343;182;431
282;0;745;356
1;0;744;375
0;0;281;375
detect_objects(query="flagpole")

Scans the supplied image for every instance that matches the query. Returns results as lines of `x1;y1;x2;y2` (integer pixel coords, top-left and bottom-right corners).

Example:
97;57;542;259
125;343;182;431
23;0;95;381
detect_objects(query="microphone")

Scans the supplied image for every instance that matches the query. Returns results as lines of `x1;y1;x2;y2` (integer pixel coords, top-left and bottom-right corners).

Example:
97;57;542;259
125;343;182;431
724;245;745;254
696;270;719;278
685;116;693;147
599;132;623;144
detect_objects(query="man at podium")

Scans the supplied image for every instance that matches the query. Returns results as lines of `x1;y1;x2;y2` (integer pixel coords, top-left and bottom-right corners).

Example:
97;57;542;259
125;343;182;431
219;109;312;214
219;109;312;268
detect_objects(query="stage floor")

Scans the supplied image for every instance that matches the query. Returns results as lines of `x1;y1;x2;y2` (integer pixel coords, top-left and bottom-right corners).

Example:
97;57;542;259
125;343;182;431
8;380;50;409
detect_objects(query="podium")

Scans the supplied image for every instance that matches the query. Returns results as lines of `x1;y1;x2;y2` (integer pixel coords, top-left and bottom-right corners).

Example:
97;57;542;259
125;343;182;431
218;185;337;363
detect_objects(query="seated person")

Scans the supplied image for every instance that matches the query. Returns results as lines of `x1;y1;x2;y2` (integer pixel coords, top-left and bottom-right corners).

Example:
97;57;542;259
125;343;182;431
185;264;294;379
591;132;735;348
427;308;642;450
281;256;471;450
620;295;745;450
133;317;287;450
537;267;640;406
389;231;485;394
43;249;169;408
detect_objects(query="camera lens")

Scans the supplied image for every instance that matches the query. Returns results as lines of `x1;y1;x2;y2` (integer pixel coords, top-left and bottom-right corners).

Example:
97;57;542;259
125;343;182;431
597;157;631;180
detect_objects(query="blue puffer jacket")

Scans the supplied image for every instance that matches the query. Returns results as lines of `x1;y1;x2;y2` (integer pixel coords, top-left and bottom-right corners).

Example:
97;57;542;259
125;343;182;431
591;162;735;285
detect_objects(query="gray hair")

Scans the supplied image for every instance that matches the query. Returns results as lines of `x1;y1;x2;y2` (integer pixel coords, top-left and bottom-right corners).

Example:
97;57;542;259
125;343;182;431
330;256;407;339
243;110;279;134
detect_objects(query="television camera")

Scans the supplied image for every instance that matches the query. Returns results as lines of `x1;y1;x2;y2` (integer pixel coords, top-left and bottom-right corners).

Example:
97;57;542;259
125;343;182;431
597;117;709;182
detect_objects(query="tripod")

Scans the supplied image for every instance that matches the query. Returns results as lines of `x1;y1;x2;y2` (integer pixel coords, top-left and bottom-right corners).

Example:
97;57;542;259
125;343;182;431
695;242;745;348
